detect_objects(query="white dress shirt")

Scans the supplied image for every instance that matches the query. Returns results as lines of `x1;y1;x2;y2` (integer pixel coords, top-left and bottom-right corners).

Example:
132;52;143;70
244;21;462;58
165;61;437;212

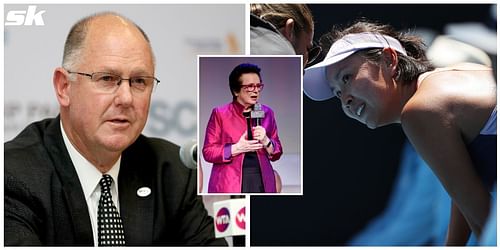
60;122;121;246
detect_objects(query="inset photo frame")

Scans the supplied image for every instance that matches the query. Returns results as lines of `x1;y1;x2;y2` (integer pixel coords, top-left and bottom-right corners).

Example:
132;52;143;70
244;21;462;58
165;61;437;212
198;56;303;195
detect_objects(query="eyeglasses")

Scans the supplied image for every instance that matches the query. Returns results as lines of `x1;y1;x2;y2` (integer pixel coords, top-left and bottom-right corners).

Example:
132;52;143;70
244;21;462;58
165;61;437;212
241;83;264;92
66;70;160;94
307;43;322;66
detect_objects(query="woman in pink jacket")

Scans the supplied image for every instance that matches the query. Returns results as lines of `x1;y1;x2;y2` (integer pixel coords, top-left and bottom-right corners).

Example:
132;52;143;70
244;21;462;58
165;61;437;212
203;63;283;193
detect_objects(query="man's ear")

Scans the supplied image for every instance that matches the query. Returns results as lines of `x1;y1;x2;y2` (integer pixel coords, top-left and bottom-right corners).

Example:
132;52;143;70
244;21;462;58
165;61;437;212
53;67;71;107
281;18;295;42
382;48;398;76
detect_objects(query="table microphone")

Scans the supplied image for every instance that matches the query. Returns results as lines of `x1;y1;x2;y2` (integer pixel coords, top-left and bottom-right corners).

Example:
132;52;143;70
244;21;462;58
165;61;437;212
179;139;197;169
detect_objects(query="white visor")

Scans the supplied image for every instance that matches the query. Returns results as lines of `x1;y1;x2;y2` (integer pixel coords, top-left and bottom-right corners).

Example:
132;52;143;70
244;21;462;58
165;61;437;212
304;32;407;101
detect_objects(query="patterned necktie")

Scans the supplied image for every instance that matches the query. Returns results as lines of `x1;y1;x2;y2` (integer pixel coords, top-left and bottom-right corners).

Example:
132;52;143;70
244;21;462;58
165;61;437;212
98;174;126;246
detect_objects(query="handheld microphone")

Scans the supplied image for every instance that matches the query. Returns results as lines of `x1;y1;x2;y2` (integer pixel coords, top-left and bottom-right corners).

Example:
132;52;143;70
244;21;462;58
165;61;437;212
251;103;265;126
179;139;197;169
244;113;253;140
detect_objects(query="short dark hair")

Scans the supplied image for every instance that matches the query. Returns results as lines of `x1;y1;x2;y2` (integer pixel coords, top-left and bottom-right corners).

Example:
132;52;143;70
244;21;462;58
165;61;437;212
229;63;262;99
319;20;435;84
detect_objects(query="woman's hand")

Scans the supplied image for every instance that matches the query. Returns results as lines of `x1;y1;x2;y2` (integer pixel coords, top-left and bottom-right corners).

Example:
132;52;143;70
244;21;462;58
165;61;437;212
231;132;263;156
253;126;274;155
253;126;270;145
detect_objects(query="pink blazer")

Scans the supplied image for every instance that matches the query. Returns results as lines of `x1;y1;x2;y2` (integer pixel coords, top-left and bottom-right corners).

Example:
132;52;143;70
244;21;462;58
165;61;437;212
203;101;283;193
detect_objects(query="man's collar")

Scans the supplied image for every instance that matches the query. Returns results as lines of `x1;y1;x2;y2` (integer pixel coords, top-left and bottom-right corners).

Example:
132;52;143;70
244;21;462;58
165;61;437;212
60;120;121;200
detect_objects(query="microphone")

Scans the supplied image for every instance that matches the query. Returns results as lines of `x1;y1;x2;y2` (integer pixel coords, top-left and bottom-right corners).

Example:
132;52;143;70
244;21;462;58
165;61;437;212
179;139;197;169
244;111;253;140
251;103;265;126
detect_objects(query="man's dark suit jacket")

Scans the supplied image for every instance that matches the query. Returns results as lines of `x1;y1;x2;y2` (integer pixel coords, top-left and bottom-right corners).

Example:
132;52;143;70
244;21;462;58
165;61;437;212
4;117;227;246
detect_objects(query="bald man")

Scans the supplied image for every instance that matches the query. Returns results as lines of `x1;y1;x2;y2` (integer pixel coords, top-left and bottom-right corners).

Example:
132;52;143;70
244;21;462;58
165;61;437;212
4;12;226;246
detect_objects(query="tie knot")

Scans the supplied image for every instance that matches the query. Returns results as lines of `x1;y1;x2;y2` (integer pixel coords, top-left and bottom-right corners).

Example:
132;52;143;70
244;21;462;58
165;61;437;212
99;174;113;192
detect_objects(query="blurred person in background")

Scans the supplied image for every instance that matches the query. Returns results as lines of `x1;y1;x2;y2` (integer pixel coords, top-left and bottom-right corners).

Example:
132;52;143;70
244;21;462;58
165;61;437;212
250;3;321;67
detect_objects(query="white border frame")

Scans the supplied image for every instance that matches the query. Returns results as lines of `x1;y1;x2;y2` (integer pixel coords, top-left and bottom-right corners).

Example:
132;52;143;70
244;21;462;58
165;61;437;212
197;54;304;197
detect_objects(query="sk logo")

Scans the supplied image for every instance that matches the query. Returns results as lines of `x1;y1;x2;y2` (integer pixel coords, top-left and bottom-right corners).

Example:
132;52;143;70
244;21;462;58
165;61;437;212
5;6;46;26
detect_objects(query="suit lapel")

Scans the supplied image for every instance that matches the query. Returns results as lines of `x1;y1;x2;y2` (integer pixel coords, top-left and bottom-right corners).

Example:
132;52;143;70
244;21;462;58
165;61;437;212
44;117;94;245
44;117;156;245
118;137;155;245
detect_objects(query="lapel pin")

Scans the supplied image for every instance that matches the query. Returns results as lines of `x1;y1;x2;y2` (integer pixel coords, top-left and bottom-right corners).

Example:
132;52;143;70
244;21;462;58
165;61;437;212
137;187;151;197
